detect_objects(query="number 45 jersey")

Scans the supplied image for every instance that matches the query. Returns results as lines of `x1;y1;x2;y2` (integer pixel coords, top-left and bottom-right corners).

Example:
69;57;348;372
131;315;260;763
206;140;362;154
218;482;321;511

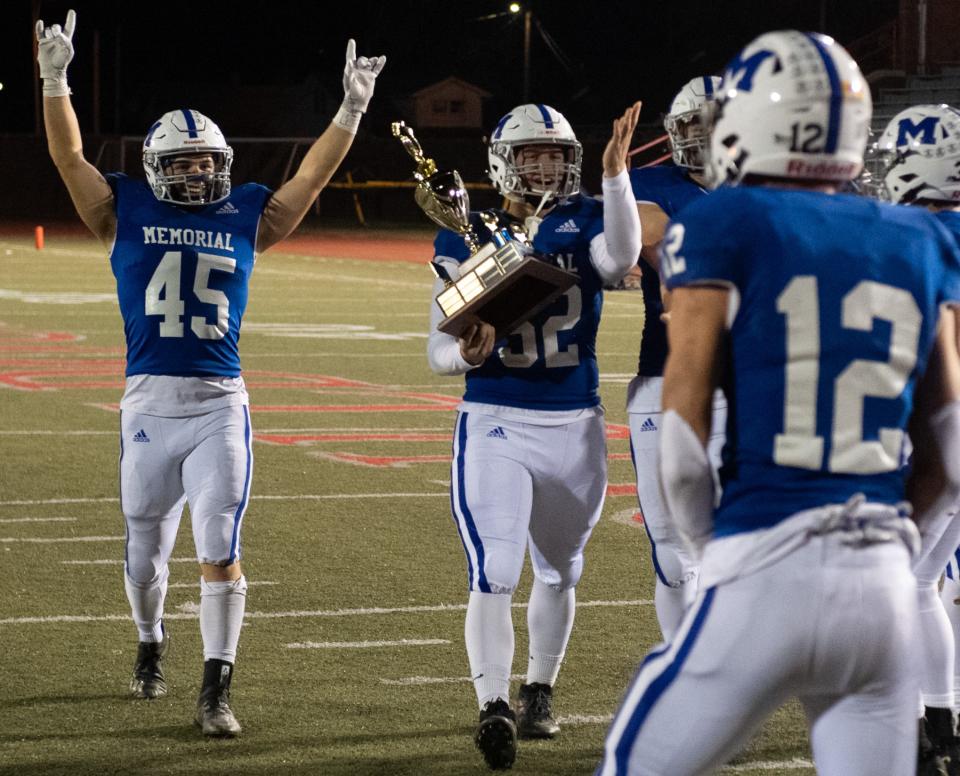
662;186;960;537
107;174;272;377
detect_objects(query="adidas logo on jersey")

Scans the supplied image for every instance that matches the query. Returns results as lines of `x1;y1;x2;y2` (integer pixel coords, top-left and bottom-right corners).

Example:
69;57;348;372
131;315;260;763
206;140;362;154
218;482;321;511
555;219;579;233
486;426;508;440
639;418;657;432
133;429;151;443
215;201;239;215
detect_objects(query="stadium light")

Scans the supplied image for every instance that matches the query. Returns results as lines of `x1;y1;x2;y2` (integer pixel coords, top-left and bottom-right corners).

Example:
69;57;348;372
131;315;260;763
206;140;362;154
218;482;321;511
509;2;521;12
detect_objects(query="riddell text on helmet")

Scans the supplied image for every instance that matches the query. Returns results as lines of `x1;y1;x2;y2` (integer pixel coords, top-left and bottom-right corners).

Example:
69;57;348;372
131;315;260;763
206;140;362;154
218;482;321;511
786;159;858;178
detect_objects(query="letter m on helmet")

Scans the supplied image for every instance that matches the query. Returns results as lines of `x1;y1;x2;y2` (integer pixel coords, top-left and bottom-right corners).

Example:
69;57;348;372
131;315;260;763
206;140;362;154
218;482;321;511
725;50;778;92
897;115;941;147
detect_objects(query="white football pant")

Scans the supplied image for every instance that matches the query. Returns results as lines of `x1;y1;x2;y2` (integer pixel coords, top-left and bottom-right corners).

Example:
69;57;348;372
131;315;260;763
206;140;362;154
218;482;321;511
599;524;918;776
628;376;726;641
450;410;607;594
120;405;253;585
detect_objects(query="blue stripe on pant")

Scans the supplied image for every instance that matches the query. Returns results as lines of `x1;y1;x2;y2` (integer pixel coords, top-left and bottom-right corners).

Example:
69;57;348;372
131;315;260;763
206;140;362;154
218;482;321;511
227;405;252;563
602;586;718;775
451;412;490;592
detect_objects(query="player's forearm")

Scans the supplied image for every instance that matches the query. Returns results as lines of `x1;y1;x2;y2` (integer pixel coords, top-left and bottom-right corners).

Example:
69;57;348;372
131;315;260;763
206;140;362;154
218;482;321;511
257;126;354;251
595;169;641;280
659;409;715;556
43;94;85;169
427;276;478;375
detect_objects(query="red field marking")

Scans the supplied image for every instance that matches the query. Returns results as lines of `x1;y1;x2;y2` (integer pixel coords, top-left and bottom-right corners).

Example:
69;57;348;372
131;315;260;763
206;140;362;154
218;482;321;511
273;231;434;264
257;431;451;445
608;452;632;460
606;423;630;440
253;403;455;413
312;451;451;468
606;483;638;496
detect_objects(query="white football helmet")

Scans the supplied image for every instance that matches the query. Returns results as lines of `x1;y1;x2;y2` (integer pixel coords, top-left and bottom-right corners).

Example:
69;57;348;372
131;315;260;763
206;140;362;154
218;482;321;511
487;104;582;206
875;104;960;204
664;76;722;171
142;109;233;205
705;31;871;187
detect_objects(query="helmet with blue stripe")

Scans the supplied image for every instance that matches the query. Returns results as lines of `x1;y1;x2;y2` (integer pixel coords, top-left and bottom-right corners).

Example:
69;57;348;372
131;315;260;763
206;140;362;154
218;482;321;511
487;103;582;206
142;109;233;205
665;76;722;171
705;31;871;187
875;104;960;204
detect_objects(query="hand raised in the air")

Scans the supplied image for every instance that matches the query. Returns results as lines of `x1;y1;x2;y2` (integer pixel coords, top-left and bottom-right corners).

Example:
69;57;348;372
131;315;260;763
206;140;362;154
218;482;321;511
459;323;496;366
602;101;642;178
36;9;76;96
342;38;386;114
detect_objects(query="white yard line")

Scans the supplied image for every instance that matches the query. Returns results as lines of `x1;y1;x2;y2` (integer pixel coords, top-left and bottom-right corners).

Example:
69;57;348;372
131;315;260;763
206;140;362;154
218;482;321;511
0;492;450;506
1;535;122;543
286;638;450;649
720;759;814;773
60;557;197;566
0;430;116;436
0;598;651;626
0;517;77;523
167;580;278;589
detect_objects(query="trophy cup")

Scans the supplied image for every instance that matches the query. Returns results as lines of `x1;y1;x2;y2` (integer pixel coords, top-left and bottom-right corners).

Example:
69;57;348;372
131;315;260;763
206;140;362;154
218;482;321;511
391;121;577;340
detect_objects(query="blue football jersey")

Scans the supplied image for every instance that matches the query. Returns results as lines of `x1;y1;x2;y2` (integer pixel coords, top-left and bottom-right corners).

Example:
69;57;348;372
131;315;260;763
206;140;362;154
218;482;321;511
629;165;706;376
107;175;271;377
663;187;960;537
936;209;960;243
433;196;606;410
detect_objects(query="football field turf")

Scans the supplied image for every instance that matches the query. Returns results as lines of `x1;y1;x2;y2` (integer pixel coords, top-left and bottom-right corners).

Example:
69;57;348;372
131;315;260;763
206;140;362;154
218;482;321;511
0;230;811;775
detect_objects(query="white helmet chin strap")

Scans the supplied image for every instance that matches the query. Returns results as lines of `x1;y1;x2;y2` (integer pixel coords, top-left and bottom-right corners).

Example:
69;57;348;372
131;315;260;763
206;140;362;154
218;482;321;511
531;188;554;219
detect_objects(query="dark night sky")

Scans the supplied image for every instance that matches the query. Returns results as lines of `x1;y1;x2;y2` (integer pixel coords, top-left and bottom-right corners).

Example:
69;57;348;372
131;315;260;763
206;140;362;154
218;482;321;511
2;0;900;137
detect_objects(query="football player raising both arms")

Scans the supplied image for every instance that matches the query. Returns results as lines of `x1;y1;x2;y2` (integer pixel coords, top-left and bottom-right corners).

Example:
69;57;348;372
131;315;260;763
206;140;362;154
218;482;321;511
36;10;384;737
599;31;960;776
427;101;641;769
875;103;960;773
626;77;727;642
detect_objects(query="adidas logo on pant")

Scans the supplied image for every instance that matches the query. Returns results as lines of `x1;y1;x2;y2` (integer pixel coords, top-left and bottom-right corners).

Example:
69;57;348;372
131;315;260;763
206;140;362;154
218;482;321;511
639;418;657;432
133;429;151;443
486;426;508;439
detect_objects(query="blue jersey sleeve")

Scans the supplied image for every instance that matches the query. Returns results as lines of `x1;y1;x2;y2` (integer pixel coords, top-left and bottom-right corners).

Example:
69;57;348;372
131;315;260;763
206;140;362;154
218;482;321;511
434;228;472;262
661;190;747;290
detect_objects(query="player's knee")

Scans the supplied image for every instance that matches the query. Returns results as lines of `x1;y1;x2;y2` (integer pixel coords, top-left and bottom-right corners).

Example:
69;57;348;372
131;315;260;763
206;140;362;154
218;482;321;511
201;560;242;583
478;556;523;594
124;561;166;588
536;557;584;591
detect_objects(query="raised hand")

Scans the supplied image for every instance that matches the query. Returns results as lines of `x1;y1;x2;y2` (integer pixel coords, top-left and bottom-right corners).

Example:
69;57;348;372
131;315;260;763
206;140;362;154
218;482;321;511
36;9;76;96
602;101;642;178
342;38;386;114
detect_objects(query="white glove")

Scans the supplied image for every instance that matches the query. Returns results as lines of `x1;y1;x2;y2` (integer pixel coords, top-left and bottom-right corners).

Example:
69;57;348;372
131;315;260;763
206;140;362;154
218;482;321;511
333;39;386;134
36;9;76;97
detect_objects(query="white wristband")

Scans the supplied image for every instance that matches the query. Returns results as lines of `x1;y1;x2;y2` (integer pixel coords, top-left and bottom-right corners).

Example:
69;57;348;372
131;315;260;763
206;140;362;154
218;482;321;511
333;102;362;134
42;76;71;97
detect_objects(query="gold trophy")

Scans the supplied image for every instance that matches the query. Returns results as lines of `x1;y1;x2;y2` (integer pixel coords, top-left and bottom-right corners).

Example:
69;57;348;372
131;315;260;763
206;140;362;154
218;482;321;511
392;121;576;340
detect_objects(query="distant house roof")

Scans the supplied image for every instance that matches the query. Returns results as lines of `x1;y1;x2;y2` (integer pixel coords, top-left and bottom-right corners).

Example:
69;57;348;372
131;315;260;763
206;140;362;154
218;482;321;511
412;76;492;99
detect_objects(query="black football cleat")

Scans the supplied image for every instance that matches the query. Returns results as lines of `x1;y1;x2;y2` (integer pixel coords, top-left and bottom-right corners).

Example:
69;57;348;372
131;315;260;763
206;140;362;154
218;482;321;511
129;631;169;699
516;682;560;739
474;698;518;770
194;659;242;737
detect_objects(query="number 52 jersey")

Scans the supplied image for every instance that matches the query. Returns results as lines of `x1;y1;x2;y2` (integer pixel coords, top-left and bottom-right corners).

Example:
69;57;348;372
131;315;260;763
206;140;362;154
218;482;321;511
662;186;960;538
107;174;272;378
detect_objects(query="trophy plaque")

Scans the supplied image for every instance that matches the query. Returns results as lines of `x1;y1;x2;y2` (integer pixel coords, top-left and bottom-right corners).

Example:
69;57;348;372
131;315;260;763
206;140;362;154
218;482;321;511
391;121;577;340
